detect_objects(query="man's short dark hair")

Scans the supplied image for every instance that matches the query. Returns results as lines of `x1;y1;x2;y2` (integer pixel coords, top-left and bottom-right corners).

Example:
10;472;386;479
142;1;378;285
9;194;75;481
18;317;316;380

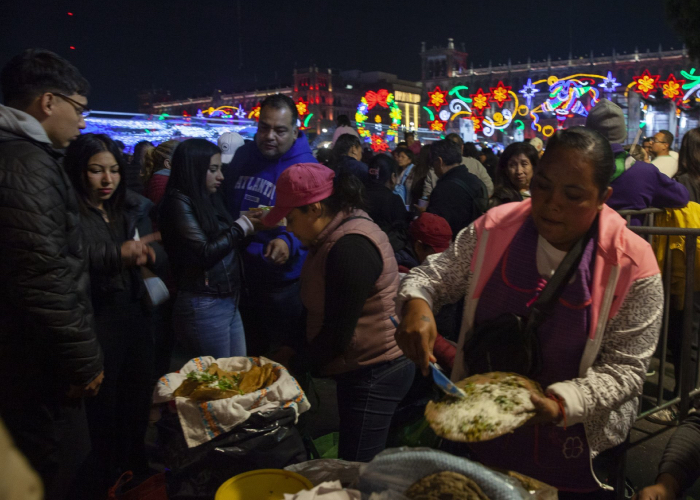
445;132;464;148
1;49;90;109
333;133;361;156
260;93;298;126
659;129;674;147
405;131;415;138
430;139;462;166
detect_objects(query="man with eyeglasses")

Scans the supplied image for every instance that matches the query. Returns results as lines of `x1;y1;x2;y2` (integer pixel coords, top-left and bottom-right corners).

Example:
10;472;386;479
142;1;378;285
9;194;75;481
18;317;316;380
0;49;102;500
651;130;679;178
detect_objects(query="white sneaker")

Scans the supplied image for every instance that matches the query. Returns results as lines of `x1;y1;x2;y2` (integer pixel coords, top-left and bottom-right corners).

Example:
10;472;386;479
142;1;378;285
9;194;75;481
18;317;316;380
646;405;679;426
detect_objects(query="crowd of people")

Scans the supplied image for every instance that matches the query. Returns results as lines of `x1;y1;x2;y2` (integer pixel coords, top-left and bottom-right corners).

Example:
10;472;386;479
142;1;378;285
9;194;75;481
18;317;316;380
2;48;700;500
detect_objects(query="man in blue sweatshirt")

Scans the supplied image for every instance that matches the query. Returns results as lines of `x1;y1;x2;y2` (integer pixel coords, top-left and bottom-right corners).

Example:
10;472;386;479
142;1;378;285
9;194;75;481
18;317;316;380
223;94;316;355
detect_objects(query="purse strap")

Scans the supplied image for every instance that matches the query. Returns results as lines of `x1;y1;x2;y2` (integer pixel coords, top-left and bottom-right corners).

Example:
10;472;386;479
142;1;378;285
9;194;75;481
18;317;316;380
526;217;599;331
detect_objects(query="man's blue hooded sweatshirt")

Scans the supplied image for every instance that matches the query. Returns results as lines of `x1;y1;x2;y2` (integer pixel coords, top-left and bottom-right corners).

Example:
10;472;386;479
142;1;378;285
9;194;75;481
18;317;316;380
222;132;316;286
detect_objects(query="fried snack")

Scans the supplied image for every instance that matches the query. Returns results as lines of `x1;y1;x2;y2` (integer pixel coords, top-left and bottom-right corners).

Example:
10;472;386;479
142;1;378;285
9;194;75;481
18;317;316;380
174;362;280;401
405;471;490;500
263;369;278;388
173;378;200;398
239;365;265;394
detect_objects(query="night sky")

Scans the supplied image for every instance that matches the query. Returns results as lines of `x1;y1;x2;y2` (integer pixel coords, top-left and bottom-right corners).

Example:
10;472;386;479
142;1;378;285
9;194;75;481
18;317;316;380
0;0;683;112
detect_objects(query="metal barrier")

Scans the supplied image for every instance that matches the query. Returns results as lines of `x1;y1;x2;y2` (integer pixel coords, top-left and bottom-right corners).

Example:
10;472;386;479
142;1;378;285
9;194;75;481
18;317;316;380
612;209;700;499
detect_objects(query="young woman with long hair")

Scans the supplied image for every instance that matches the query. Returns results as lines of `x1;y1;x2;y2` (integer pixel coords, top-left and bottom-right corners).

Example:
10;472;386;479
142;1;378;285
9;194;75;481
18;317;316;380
64;133;162;497
159;138;262;358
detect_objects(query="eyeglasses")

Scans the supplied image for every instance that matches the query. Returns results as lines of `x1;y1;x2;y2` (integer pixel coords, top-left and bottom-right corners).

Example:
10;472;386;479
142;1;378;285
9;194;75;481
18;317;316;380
649;137;667;144
53;92;91;118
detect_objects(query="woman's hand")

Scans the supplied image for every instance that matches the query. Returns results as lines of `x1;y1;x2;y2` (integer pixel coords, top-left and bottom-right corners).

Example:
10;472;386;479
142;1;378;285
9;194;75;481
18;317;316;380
524;392;563;426
265;238;290;265
395;298;437;376
121;240;156;267
632;474;680;500
246;210;273;233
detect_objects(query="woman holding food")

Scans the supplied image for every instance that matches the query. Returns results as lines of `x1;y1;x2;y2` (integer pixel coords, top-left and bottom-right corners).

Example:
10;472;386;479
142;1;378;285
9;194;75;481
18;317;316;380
63;133;164;498
160;139;263;359
262;163;415;462
396;128;663;496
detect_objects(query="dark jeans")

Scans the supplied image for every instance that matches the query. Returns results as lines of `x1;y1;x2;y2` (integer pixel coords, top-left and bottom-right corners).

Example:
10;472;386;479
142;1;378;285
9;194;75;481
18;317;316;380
334;356;415;462
241;280;304;357
74;299;155;499
2;399;90;500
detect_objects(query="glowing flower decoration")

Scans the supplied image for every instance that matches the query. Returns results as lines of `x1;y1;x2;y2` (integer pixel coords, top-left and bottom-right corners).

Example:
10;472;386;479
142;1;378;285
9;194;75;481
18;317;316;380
632;70;660;99
427;86;448;111
489;81;512;108
427;119;446;132
660;74;685;102
519;78;539;108
374;114;382;123
471;116;482;132
370;134;390;152
599;71;621;93
470;89;491;114
296;99;308;117
389;107;402;122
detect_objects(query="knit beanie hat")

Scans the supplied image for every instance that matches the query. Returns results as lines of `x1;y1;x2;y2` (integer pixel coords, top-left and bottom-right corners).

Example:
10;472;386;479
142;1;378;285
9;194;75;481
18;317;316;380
585;99;627;144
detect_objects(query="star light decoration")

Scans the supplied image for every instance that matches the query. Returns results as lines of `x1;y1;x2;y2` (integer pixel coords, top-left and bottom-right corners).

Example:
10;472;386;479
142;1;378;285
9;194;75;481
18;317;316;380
599;71;621;93
235;105;246;119
427;86;448;111
427;119;447;132
632;70;660;99
489;81;512;108
470;89;491;114
659;74;685;103
519;78;539;108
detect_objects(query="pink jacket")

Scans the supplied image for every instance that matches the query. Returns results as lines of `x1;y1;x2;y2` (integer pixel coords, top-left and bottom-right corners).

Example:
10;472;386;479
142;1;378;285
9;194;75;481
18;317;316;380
398;199;663;484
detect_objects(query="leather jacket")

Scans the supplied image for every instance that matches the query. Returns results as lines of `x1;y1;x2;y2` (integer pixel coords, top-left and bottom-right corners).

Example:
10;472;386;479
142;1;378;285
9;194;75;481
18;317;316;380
160;190;245;295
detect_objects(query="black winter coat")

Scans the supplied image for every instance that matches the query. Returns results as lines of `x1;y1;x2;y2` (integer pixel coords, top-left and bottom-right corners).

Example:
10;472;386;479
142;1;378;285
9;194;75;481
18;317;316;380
0;120;102;402
159;190;245;295
80;190;166;311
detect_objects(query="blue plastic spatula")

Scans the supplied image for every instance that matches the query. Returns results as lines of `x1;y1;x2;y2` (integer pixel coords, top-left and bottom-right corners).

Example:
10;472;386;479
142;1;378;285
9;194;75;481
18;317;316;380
430;362;467;399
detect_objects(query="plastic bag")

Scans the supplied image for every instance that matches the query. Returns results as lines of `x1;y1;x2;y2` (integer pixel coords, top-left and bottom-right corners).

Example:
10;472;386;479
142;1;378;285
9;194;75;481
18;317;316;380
356;448;534;500
285;459;363;487
157;407;307;499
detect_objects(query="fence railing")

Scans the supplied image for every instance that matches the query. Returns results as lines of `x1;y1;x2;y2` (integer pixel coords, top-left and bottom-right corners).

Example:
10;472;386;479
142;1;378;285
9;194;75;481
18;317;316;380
612;209;700;499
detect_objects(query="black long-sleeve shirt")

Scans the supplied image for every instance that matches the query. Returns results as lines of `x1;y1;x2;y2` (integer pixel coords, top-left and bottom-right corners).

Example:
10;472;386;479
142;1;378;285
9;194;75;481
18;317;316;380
658;413;700;491
427;165;487;238
292;234;383;374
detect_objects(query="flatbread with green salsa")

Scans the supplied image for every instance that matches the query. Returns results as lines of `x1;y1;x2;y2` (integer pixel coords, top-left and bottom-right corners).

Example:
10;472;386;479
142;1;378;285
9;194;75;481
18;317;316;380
425;372;542;442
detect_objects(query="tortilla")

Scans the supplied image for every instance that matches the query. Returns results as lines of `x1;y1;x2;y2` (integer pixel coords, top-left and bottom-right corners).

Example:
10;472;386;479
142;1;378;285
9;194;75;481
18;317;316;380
425;372;541;442
173;362;279;402
405;471;490;500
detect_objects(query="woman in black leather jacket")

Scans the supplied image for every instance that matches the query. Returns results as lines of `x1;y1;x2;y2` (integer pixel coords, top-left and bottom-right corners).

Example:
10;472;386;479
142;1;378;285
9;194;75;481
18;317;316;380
63;133;164;498
160;138;261;358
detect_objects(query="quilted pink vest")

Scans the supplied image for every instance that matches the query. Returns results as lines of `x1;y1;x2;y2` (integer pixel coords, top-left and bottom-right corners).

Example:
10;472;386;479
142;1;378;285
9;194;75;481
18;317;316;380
301;209;402;375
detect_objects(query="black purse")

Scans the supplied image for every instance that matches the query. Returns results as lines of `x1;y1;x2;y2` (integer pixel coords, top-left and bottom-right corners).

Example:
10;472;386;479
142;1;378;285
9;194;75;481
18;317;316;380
463;220;597;377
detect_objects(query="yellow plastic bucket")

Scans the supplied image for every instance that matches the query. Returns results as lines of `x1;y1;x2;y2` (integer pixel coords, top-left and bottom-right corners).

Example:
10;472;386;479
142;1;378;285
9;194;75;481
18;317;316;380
215;469;313;500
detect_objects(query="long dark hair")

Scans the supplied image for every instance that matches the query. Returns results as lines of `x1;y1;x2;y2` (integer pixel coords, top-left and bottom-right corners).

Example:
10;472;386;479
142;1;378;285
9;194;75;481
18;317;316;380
167;138;231;236
64;133;126;224
366;154;399;186
330;133;362;171
678;127;700;194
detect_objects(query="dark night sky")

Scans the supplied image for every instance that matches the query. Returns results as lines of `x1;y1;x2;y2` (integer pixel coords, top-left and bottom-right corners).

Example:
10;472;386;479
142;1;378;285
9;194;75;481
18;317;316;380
0;0;683;112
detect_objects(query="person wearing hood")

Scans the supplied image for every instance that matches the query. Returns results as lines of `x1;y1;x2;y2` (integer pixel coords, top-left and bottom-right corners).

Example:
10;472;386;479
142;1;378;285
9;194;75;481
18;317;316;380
222;94;316;356
396;128;663;495
0;49;103;500
586;99;689;225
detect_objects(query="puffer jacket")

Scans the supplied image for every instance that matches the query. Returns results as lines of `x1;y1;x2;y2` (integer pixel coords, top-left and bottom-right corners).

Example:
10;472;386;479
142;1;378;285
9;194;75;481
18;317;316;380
79;190;166;309
159;190;245;295
0;104;102;402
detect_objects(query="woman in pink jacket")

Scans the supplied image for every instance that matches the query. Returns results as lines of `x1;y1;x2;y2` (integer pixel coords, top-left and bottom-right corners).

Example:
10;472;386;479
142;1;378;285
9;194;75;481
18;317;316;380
396;127;663;498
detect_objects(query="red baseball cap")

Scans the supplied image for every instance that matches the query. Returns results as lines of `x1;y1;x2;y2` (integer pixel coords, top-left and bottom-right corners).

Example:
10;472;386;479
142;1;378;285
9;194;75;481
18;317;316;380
263;163;335;226
409;213;453;252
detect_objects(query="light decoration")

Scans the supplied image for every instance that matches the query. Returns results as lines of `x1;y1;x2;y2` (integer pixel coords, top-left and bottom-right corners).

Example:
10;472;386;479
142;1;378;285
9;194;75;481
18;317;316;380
448;86;472;103
248;105;260;120
599;71;621;93
427;86;448;111
438;109;451;121
427;119;447;132
296;99;309;117
303;114;313;128
481;91;521;137
355;89;401;151
519;78;539;108
681;68;700;101
659;74;685;104
201;106;250;119
235;105;246;119
489;81;512;108
471;116;482;132
470;89;491;114
631;70;660;99
422;106;435;121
